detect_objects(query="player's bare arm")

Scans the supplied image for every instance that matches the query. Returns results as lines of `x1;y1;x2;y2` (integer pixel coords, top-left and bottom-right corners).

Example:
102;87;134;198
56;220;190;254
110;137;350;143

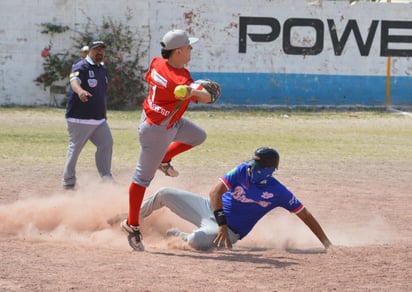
175;86;210;103
209;181;232;249
209;180;227;212
296;208;332;250
191;88;212;103
70;79;92;102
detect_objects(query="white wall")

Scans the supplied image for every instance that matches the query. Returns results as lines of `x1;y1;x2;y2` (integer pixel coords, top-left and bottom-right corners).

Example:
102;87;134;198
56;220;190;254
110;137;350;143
0;0;149;105
0;0;411;106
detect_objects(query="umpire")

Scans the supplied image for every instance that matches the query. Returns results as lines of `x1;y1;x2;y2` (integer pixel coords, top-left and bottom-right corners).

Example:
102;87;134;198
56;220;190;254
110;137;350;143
62;40;113;189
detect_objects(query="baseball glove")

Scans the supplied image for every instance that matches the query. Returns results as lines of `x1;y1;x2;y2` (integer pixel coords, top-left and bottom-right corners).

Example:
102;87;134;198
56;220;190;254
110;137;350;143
195;79;221;104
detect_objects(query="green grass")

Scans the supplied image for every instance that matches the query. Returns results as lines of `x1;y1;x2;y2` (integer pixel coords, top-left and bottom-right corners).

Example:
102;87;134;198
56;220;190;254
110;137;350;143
1;107;411;173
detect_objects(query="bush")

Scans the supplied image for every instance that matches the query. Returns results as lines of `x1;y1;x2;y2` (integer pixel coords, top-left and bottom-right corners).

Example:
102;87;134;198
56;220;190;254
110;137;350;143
35;11;147;110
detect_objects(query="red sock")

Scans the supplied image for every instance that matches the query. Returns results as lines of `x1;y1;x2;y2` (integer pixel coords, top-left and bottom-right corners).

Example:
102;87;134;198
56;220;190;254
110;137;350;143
128;182;146;226
162;142;193;163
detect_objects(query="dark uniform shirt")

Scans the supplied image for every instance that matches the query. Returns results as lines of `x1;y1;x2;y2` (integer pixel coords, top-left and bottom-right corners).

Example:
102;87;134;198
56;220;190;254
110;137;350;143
66;56;108;120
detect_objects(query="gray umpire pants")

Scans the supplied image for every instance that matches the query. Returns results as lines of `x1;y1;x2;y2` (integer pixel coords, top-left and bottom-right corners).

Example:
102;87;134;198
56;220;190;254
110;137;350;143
62;120;113;187
140;187;240;250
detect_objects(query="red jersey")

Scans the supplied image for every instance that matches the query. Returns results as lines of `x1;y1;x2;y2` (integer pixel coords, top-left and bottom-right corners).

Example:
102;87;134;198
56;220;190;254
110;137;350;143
142;57;199;128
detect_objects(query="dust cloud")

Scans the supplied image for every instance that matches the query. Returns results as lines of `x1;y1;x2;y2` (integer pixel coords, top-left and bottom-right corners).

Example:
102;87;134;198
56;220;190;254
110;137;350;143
0;176;397;251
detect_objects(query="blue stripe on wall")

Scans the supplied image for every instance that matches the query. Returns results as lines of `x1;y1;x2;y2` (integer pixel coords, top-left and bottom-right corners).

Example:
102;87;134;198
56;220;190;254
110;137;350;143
192;72;412;106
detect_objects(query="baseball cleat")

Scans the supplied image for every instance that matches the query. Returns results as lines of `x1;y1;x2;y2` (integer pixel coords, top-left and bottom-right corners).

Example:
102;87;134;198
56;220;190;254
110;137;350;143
106;212;128;226
166;228;189;242
158;162;179;177
62;183;76;190
120;219;144;251
166;228;182;237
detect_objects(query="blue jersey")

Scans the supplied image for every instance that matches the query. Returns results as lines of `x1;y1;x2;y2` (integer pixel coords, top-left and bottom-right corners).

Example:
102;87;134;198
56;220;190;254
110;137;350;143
220;163;304;239
66;56;108;120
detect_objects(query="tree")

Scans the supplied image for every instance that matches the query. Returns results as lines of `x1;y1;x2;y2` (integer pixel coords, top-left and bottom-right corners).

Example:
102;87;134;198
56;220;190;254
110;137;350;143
35;11;147;110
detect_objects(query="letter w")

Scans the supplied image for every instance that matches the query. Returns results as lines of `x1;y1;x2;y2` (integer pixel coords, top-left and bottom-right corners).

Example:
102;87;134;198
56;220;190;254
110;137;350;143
328;19;379;56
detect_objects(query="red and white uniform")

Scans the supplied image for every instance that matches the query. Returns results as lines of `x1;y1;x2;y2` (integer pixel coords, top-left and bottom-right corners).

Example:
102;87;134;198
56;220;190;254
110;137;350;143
132;57;207;187
143;57;201;128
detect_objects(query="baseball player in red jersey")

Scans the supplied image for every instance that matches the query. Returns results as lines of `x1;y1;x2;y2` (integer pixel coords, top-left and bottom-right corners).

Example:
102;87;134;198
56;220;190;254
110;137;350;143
121;29;216;251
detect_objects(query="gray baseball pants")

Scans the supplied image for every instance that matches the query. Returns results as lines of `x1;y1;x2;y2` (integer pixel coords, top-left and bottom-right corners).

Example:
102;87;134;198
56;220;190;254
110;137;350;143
62;120;113;187
132;111;206;187
140;187;240;250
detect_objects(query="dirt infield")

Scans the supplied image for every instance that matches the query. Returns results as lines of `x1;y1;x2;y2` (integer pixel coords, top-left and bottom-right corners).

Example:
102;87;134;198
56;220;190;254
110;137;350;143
0;111;411;291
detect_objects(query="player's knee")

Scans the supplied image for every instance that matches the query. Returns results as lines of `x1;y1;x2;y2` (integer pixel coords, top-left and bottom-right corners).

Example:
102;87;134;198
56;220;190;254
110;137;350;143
155;187;168;197
189;129;207;146
154;187;175;202
98;139;113;150
197;130;207;145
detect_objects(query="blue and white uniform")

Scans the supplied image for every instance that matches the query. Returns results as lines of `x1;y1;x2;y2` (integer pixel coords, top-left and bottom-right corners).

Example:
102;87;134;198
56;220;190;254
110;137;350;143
140;162;304;250
220;163;303;239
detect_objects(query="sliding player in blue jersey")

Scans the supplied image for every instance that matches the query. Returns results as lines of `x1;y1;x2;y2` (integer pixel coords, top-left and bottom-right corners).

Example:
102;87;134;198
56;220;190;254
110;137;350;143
137;147;332;251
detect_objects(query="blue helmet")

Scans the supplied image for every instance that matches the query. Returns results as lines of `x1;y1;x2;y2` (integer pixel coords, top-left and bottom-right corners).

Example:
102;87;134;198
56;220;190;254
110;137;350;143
247;147;279;184
248;147;279;170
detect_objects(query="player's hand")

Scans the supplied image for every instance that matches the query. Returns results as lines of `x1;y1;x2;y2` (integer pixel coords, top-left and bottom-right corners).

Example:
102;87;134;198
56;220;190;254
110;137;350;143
213;225;232;249
78;90;92;102
186;87;193;98
180;86;193;100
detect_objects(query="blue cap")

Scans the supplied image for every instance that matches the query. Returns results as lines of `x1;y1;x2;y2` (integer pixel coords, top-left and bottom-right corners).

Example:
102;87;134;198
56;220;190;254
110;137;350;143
89;41;106;49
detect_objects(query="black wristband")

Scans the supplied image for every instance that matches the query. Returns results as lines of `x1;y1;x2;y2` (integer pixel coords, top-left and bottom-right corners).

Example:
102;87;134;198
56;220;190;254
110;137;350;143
213;208;227;226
